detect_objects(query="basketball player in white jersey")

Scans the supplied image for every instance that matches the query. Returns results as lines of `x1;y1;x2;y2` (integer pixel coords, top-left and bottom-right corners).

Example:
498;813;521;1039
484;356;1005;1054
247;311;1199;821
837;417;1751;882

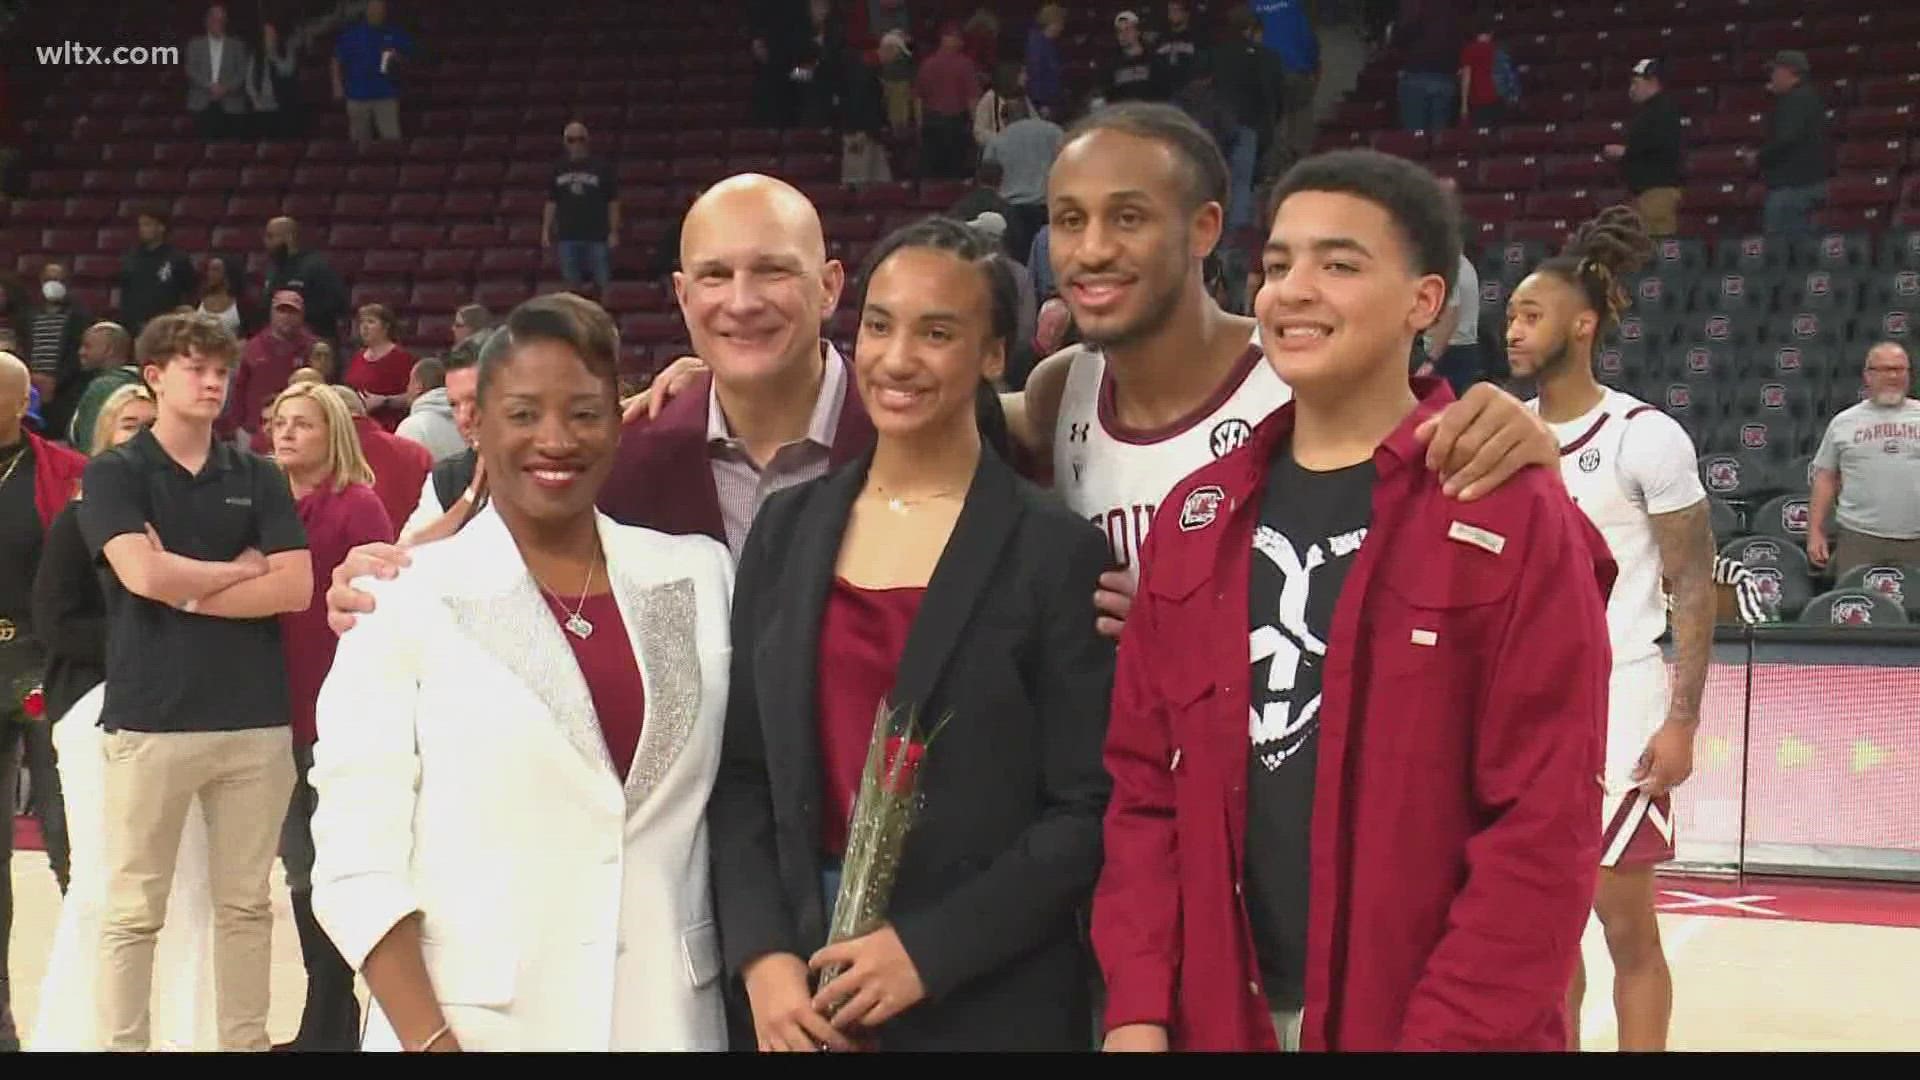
1505;207;1718;1052
1002;103;1559;635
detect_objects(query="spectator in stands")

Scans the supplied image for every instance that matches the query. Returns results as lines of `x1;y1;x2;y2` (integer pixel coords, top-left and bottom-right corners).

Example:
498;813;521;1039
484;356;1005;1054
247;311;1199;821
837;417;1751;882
117;210;198;336
64;322;135;454
749;0;810;126
1456;29;1505;128
451;304;492;348
1155;0;1205;95
1215;6;1284;196
986;97;1065;263
220;290;316;446
791;0;851;129
0;273;26;344
394;356;463;462
1606;60;1685;238
1173;65;1258;231
544;122;620;299
1392;0;1461;134
245;21;304;140
1025;3;1067;119
973;62;1028;151
331;385;430;533
949;158;1016;231
1106;11;1165;104
916;23;982;180
963;5;1000;71
331;0;413;143
869;0;911;42
1808;342;1920;575
967;210;1040;387
1752;50;1828;239
27;263;90;439
194;254;248;339
397;331;484;542
877;28;918;138
841;50;895;186
184;4;251;140
344;304;416;433
1426;249;1482;394
265;381;392;1052
1252;0;1320;166
263;216;348;342
306;341;337;382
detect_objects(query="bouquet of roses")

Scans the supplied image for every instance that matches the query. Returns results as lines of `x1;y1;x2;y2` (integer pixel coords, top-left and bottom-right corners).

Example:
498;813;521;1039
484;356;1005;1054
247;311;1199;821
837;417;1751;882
817;700;948;1008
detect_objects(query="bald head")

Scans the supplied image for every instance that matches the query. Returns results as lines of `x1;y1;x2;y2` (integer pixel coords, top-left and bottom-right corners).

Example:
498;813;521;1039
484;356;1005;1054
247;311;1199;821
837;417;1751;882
564;121;590;158
682;173;828;269
0;351;29;440
266;216;298;253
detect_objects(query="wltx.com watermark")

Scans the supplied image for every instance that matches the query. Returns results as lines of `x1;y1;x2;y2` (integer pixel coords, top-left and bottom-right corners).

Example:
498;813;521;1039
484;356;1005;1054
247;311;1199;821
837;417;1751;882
36;41;181;65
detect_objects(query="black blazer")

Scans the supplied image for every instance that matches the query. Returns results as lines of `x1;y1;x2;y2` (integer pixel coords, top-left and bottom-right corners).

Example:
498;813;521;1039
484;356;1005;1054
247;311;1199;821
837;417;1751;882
710;446;1116;1051
30;500;107;725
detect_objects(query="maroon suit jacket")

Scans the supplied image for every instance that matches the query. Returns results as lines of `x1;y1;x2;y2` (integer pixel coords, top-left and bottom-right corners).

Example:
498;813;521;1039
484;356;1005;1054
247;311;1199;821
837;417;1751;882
597;349;876;541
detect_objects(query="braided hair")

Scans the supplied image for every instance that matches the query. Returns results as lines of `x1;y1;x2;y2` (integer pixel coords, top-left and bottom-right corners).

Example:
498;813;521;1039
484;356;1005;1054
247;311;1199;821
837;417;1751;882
1534;205;1654;342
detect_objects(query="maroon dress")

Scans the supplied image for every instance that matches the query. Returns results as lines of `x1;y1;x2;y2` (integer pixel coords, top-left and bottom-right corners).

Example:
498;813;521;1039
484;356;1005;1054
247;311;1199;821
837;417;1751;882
541;591;646;779
815;577;925;856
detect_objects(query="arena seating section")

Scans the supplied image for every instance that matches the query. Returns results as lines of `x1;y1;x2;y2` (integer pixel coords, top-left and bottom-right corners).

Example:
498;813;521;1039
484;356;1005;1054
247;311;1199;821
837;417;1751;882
3;0;1915;620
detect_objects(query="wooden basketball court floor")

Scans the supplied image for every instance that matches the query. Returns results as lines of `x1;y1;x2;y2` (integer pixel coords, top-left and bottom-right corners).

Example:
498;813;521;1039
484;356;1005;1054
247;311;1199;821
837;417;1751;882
7;853;1918;1050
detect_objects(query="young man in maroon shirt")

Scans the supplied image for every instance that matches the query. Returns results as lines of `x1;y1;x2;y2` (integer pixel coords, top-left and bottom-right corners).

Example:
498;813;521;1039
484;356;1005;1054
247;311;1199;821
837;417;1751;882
1093;150;1615;1052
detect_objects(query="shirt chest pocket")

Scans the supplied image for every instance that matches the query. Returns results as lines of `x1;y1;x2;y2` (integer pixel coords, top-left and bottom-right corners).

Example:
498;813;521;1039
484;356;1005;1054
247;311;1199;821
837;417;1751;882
1368;551;1516;681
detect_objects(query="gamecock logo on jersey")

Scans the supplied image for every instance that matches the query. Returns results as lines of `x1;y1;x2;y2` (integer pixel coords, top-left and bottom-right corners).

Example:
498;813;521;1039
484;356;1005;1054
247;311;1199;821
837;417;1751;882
1579;447;1602;473
1209;419;1254;458
1830;597;1875;626
1807;272;1831;296
1667;385;1691;409
1744;539;1782;564
1762;384;1787;409
1722;275;1745;298
1887;312;1910;336
1706;315;1730;341
1897;271;1919;297
1742;423;1769;449
1776;347;1802;372
1599;349;1624;375
1705;457;1740;492
1179;485;1226;532
1864;568;1907;604
1784;500;1811;534
1793;313;1818;337
1687;347;1711;373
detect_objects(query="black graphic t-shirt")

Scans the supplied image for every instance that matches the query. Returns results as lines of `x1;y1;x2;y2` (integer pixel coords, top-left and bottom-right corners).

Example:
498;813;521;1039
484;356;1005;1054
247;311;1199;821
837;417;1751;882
550;158;618;242
1244;440;1374;1009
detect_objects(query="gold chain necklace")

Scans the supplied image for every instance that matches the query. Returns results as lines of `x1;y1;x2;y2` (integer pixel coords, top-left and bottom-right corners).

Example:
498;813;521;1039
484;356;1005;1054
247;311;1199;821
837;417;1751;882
868;485;965;515
0;443;27;494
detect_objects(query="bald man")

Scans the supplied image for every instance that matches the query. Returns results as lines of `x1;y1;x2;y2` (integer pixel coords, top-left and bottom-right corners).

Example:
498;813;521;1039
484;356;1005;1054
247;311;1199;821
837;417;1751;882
544;122;621;296
264;216;349;340
1;350;88;1049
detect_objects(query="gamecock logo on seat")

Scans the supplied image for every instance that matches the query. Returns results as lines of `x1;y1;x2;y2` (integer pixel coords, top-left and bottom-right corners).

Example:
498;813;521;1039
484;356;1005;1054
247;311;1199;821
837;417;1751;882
1744;539;1782;564
1667;385;1691;409
1864;568;1907;604
1688;347;1711;373
1742;423;1769;449
1640;278;1663;302
1621;317;1643;341
1481;280;1502;302
1794;313;1819;337
1762;384;1787;409
1722;275;1744;298
1706;457;1740;492
1599;349;1623;374
1898;271;1919;297
1505;243;1527;265
1822;235;1845;261
1784;500;1811;534
1751;568;1783;610
1887;312;1911;336
1776;347;1802;372
1706;315;1730;341
1807;272;1831;296
1742;237;1764;258
1830;597;1875;626
1661;239;1681;263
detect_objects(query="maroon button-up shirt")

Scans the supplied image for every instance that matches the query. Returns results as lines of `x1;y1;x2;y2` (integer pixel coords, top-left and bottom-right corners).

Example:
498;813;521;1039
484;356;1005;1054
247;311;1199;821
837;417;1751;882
1093;382;1615;1051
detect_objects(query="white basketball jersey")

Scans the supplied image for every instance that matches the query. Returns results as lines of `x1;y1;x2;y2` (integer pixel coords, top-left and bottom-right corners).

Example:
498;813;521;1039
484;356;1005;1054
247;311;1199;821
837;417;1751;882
1533;389;1705;666
1054;341;1292;582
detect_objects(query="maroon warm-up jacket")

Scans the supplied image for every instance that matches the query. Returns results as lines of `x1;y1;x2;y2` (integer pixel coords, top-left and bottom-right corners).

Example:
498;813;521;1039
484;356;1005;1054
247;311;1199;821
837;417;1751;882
1093;382;1616;1051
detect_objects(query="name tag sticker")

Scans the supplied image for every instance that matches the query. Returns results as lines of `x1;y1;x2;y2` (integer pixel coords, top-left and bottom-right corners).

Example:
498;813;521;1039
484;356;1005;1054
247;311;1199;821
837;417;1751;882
1410;628;1438;647
1447;520;1506;555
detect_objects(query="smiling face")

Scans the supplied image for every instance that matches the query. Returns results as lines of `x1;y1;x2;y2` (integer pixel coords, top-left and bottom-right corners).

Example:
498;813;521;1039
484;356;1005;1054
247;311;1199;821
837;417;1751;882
1504;271;1592;381
673;177;844;391
855;246;1004;445
475;339;619;529
1256;190;1447;394
1048;128;1217;350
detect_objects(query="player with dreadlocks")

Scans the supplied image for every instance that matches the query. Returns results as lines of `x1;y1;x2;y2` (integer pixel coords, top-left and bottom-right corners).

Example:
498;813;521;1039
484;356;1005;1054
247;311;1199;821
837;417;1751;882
1506;206;1718;1051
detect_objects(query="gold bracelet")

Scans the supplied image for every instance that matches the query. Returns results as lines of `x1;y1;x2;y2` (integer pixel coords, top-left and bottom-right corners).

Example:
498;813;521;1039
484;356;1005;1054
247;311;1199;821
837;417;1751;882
414;1022;451;1052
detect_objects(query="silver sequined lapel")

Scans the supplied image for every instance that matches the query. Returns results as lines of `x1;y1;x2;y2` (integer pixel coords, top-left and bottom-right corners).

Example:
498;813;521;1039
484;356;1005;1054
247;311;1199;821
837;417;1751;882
614;573;702;814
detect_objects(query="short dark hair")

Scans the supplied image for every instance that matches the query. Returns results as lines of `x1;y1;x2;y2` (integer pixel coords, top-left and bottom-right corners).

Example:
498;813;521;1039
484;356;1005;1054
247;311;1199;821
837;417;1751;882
476;292;620;402
1064;101;1230;212
411;356;447;390
1267;150;1462;293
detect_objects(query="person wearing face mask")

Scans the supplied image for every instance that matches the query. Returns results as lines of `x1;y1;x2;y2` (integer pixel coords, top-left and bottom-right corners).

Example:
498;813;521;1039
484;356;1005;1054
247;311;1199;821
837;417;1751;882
28;263;94;440
264;381;394;1051
711;218;1113;1052
309;293;735;1051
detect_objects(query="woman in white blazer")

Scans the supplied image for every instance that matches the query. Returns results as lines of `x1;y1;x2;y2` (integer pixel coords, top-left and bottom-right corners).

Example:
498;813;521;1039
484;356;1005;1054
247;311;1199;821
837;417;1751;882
310;294;734;1052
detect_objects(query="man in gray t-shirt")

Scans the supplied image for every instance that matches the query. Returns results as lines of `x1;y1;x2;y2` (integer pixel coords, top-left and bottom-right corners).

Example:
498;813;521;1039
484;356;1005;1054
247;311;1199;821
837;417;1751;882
1809;341;1920;574
985;100;1064;259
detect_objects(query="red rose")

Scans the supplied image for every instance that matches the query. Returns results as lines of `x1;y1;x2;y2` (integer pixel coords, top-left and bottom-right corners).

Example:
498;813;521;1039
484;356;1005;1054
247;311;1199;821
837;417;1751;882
880;736;926;796
22;684;45;720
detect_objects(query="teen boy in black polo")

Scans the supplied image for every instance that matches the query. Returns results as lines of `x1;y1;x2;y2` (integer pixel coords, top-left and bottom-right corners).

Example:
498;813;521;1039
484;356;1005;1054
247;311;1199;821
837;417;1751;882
78;312;312;1052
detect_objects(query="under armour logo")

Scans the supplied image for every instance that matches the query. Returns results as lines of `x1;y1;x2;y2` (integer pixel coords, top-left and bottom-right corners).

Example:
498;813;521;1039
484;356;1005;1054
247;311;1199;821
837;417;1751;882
1068;422;1090;443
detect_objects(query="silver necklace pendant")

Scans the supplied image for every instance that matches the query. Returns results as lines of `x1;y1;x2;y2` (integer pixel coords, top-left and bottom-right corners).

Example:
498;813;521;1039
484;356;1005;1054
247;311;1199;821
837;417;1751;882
564;612;595;640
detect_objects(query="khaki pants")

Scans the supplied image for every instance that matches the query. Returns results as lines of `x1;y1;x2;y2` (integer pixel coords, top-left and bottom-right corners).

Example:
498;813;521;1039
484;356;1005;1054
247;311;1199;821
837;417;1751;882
1833;529;1920;580
98;726;296;1051
1636;187;1683;237
345;97;401;142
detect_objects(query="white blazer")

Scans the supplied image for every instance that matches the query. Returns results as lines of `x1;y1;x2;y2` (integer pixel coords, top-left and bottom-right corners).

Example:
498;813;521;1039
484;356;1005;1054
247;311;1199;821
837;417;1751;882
310;505;734;1051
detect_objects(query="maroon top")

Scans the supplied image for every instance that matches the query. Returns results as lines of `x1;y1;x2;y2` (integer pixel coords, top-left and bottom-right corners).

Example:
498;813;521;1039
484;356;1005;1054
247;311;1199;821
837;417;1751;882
280;483;395;745
815;577;925;856
541;590;646;780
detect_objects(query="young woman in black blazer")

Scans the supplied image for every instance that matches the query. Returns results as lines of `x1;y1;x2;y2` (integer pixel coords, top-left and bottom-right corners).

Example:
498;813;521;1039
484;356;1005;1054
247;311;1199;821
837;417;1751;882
710;217;1115;1052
